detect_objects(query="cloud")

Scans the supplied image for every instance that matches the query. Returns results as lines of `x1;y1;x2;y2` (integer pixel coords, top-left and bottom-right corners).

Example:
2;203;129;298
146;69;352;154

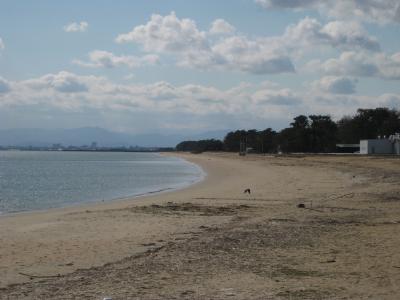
116;12;208;53
1;71;398;131
378;94;400;108
209;19;235;35
311;76;357;94
0;37;4;50
284;17;380;52
0;72;296;116
24;71;89;93
63;21;88;33
256;0;318;9
210;36;295;74
255;0;400;24
114;13;381;75
252;88;302;105
116;12;294;75
0;77;11;94
311;51;400;80
73;50;159;68
179;35;295;74
146;81;179;101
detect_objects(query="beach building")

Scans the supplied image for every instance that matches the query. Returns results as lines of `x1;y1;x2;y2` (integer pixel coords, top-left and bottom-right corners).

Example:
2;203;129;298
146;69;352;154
360;134;400;155
390;133;400;155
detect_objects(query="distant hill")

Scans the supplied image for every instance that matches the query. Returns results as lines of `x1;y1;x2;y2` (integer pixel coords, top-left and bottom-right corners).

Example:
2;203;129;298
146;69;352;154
0;127;229;148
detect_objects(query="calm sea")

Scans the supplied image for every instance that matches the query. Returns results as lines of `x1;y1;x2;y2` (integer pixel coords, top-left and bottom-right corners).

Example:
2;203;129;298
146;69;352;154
0;151;203;214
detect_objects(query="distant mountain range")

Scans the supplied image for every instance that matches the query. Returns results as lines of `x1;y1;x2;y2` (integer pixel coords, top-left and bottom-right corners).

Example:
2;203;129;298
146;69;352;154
0;127;229;148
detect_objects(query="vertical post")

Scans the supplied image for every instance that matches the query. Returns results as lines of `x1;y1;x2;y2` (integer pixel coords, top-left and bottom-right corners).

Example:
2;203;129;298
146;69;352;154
239;135;246;156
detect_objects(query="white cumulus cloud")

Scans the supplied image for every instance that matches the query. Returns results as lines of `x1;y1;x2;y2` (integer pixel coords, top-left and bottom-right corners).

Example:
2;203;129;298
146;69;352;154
24;71;89;93
115;12;294;75
378;94;400;108
311;51;400;80
63;21;88;33
1;72;398;130
311;76;357;94
284;17;380;52
252;88;302;105
209;36;295;74
73;50;159;68
0;37;4;50
116;12;208;53
209;19;235;35
255;0;400;24
113;13;382;75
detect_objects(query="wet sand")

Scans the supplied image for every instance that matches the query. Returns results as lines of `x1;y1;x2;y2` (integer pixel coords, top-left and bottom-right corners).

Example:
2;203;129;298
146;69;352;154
1;153;400;299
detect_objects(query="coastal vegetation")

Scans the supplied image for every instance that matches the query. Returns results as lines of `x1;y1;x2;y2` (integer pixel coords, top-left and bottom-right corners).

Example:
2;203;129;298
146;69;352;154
176;107;400;153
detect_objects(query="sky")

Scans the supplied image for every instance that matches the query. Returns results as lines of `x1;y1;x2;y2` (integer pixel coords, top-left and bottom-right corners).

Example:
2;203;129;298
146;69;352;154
0;0;400;134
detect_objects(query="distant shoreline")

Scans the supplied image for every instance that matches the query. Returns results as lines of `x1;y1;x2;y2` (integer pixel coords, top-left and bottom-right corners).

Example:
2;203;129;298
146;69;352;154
0;148;175;153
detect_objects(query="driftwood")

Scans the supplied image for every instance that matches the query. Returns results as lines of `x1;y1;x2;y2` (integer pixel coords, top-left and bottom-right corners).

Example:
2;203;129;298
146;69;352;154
297;193;356;213
324;193;354;202
304;207;325;213
18;272;61;279
194;197;277;202
297;203;325;212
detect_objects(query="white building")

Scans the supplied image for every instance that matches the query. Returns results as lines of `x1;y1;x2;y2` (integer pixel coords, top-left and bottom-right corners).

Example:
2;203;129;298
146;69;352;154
389;133;400;155
360;134;400;155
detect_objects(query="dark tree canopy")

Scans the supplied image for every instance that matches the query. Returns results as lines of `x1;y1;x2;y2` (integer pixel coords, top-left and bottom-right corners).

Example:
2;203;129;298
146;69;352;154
337;108;400;143
309;115;337;152
223;130;247;152
176;107;400;154
176;139;223;153
291;115;309;129
223;129;277;153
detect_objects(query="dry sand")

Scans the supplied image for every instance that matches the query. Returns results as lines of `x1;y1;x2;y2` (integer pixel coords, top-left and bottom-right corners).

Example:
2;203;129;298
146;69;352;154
1;152;400;299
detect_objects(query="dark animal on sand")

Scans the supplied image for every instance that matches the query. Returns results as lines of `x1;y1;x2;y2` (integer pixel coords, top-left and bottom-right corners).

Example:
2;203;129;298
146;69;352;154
244;188;251;194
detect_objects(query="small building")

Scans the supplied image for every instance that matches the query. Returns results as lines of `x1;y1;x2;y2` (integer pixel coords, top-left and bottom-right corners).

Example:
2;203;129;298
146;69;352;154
360;137;399;155
389;133;400;155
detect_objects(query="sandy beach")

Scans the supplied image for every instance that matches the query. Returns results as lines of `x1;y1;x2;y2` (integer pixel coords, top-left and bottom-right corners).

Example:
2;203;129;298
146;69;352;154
1;152;400;299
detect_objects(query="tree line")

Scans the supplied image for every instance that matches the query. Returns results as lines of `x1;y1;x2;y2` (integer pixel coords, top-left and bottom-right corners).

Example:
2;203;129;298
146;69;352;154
175;108;400;153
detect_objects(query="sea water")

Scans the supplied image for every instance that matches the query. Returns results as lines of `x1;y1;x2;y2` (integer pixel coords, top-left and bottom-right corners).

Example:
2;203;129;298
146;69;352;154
0;151;203;214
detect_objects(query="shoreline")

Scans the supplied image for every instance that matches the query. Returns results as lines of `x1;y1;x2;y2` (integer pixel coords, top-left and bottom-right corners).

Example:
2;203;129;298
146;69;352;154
0;152;220;288
0;153;206;218
2;153;400;299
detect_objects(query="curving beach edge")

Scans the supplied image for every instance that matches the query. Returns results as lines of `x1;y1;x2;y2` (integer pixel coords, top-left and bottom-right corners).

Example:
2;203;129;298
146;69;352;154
1;153;400;299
